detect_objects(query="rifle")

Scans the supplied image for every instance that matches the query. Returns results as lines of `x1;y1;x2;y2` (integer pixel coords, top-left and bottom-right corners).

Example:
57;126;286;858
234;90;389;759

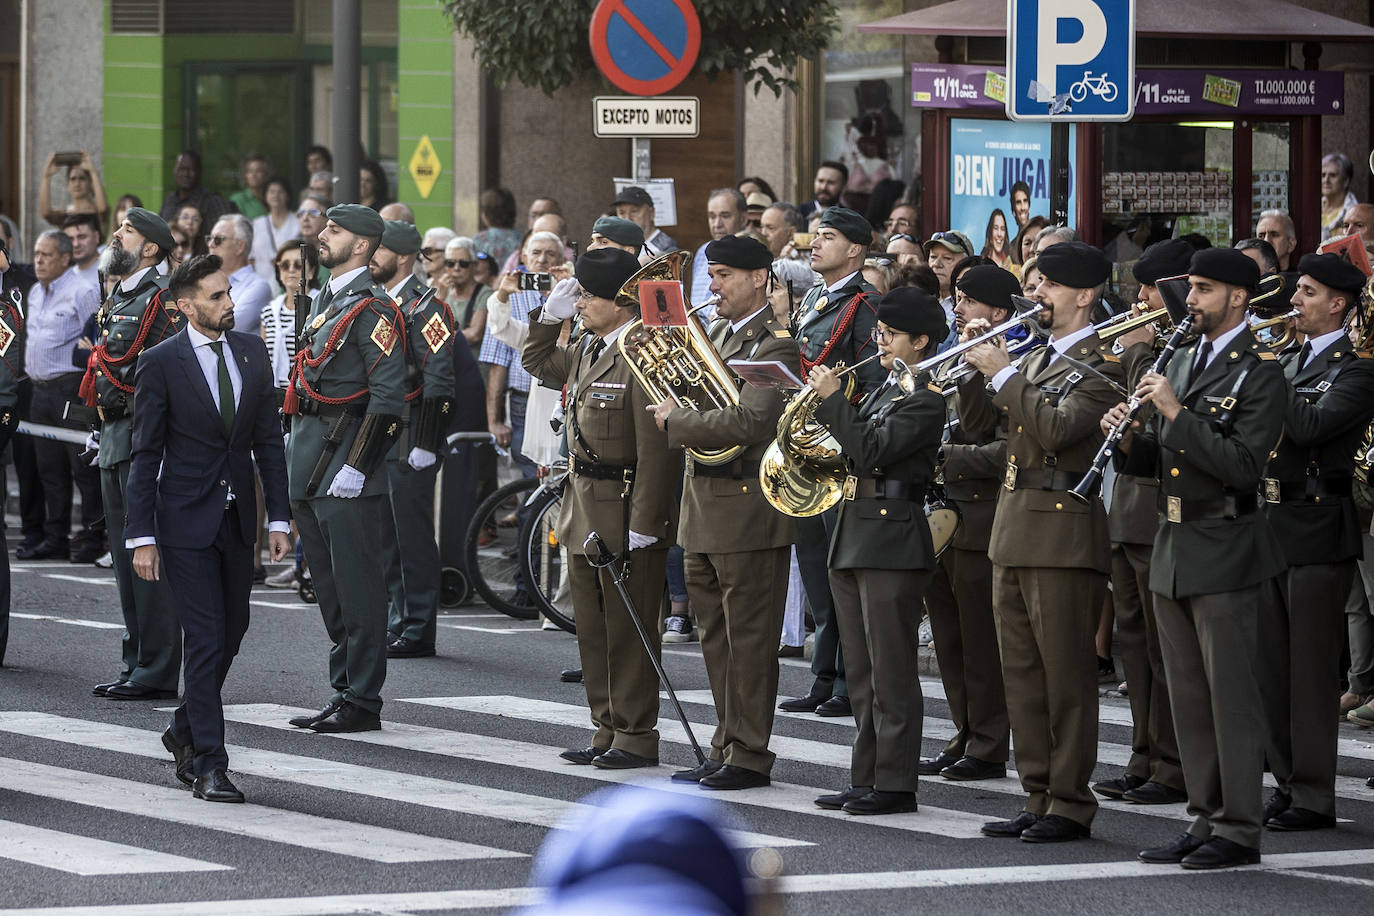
294;238;309;344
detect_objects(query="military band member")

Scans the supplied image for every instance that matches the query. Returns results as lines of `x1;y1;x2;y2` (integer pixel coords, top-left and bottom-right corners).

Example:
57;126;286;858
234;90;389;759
809;288;947;815
960;241;1124;843
523;249;677;769
1258;253;1374;831
1109;248;1288;870
780;206;883;718
284;204;408;733
919;266;1017;781
649;236;798;790
84;208;186;700
1093;239;1194;807
369;220;456;660
0;236;18;667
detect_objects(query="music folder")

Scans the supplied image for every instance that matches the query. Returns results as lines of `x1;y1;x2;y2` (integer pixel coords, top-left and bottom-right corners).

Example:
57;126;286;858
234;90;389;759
728;359;805;390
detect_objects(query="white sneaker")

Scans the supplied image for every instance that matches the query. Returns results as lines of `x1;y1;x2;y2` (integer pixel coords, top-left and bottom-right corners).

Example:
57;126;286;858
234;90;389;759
264;567;299;589
918;615;933;646
662;615;696;643
94;552;113;569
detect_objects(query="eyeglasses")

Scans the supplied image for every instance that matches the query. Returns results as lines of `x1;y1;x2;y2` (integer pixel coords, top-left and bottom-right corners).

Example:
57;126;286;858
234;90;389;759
444;259;474;269
870;327;898;343
276;259;303;271
208;235;230;246
296;208;323;218
928;231;972;256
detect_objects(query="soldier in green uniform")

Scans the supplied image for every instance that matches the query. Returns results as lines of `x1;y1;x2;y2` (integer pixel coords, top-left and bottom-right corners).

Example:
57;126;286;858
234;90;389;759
648;236;798;790
1258;253;1374;831
284;204;408;733
83;208;186;700
1109;247;1288;870
369;220;456;660
0;236;19;666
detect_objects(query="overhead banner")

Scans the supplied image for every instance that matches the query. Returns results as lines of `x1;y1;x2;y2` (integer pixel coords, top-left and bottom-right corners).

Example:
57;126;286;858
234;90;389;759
948;118;1078;250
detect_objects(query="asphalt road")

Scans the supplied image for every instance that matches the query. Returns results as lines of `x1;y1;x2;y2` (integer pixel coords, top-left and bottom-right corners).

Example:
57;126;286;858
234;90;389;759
2;556;1374;915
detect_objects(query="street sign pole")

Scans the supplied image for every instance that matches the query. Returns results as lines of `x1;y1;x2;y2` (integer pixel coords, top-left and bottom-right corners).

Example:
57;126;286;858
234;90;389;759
1050;122;1070;227
632;138;651;181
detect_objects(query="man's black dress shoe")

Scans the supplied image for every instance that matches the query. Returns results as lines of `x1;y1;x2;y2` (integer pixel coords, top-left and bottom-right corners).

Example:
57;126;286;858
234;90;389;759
17;538;68;561
1092;773;1145;800
1263;790;1291;822
981;811;1040;837
815;785;872;810
289;700;344;728
1266;806;1336;831
1180;836;1260;869
843;790;916;815
815;695;852;717
700;765;769;791
941;756;1006;781
70;541;106;564
1020;813;1091;843
778;693;828;713
387;637;435;658
1139;832;1206;863
161;729;195;787
559;746;608;765
310;703;381;733
591;748;658;769
193;769;245;803
672;759;723;782
560;668;583;683
104;682;176;700
91;680;125;697
1123;781;1188;805
918;751;960;776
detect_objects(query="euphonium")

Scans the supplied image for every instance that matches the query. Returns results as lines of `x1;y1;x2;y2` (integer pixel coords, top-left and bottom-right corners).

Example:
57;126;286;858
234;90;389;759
1351;271;1374;483
615;251;744;466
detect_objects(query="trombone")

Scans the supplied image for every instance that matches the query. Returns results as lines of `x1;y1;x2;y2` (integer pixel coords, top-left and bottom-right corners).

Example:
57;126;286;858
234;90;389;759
928;296;1046;388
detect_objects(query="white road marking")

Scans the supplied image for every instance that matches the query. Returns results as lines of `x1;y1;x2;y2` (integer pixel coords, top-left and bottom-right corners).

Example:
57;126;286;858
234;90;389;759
0;819;230;875
0;887;534;916
9;613;124;630
439;623;541;634
39;574;116;586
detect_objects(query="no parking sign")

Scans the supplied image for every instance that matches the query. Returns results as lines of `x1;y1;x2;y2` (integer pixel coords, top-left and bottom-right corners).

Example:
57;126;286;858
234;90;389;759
589;0;701;97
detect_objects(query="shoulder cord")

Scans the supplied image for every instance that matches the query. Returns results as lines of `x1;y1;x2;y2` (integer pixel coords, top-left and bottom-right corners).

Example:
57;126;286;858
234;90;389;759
79;289;174;404
798;290;871;379
283;296;403;414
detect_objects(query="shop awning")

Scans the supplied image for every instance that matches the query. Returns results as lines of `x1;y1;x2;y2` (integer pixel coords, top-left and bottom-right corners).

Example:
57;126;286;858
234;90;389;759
857;0;1374;42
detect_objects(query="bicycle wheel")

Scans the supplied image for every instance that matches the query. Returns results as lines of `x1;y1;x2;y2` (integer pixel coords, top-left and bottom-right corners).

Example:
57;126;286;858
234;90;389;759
519;484;576;634
465;476;540;619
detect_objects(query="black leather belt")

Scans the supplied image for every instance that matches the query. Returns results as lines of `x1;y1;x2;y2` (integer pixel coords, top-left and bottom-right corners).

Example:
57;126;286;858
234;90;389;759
294;398;364;420
686;458;761;479
1163;491;1259;523
845;478;917;500
572;456;636;481
31;372;82;388
96;404;127;422
1265;477;1353;503
1003;464;1087;492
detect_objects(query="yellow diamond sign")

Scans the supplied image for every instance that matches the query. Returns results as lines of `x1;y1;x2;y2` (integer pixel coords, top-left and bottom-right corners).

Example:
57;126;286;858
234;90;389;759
408;135;442;199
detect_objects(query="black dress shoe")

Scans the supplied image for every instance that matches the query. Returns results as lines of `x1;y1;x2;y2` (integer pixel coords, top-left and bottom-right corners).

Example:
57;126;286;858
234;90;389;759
815;785;872;810
17;538;67;561
104;682;176;700
1139;832;1206;863
559;746;608;765
387;637;436;658
778;693;828;713
778;644;804;658
700;765;770;791
161;729;195;787
1263;790;1291;822
70;542;106;564
982;811;1041;837
1123;781;1189;805
252;566;267;584
560;668;583;683
310;702;381;733
843;789;917;815
1266;806;1336;831
289;700;344;728
1020;813;1091;843
1180;836;1260;870
1092;773;1145;800
671;759;723;782
91;680;125;697
941;756;1007;781
815;695;852;717
591;748;658;769
193;769;245;803
918;751;960;776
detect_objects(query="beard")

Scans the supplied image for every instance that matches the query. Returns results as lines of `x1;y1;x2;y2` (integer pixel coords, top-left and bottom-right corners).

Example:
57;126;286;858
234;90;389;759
318;241;345;269
100;244;138;276
369;260;397;286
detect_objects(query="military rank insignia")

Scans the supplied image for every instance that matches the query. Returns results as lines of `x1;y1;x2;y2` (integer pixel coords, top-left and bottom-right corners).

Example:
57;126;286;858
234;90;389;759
310;311;328;332
370;317;397;356
421;312;451;353
0;316;13;357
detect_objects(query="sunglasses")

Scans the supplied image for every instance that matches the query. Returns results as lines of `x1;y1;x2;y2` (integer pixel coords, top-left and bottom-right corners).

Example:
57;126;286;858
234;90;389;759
927;231;972;255
444;258;474;269
208;234;230;245
296;208;323;218
276;259;303;270
889;233;919;245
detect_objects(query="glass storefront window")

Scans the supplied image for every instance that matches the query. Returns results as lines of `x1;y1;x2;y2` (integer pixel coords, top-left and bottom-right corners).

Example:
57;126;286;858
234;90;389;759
1251;121;1291;233
193;64;307;195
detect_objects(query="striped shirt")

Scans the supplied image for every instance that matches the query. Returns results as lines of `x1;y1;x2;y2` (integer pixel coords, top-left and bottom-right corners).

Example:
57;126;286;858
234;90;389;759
25;267;101;381
260;291;314;388
479;289;537;394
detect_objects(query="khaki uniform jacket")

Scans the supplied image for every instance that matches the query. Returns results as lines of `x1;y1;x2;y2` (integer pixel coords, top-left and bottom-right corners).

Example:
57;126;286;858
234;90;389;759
958;331;1124;573
522;310;676;556
794;275;886;394
1119;327;1288;598
667;307;797;555
1109;340;1163;545
942;372;1012;550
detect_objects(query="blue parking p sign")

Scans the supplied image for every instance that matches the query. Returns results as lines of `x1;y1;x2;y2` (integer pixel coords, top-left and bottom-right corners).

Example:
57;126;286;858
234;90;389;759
1006;0;1135;121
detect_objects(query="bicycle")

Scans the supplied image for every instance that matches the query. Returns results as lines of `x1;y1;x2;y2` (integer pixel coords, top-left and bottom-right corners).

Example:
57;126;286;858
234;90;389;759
1069;72;1118;103
464;475;541;619
517;464;575;634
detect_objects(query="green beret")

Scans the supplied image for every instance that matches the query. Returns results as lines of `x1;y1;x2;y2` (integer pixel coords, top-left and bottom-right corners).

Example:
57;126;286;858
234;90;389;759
576;248;641;301
705;235;772;270
1297;252;1366;296
1189;247;1260;289
591;216;644;250
1037;241;1112;289
1132;239;1195;285
327;203;384;240
380;219;422;255
125;207;175;252
819;207;873;245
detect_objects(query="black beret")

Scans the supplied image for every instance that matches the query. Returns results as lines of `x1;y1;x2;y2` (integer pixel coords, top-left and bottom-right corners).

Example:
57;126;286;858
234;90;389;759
576;248;641;301
1132;238;1194;285
818;206;873;245
125;207;175;252
1297;252;1366;296
591;216;644;249
956;265;1021;312
613;186;654;207
380;219;422;255
1036;241;1112;289
1189;247;1260;289
705;235;772;270
327;203;384;239
877;287;948;342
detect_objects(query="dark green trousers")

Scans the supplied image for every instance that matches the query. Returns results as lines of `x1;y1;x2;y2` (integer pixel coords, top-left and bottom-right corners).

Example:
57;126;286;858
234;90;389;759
383;458;442;646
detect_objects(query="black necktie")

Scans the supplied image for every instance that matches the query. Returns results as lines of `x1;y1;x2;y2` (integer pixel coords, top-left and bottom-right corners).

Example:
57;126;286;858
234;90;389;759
209;340;235;435
587;337;606;365
1297;341;1312;371
1188;340;1212;389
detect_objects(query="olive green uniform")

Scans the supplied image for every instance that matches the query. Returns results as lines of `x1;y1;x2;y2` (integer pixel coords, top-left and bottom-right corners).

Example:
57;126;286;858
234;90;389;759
0;290;21;666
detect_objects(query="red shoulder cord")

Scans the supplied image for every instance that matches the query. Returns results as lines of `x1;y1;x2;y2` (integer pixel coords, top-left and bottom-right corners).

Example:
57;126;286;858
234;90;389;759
797;290;874;381
282;296;405;415
79;289;177;405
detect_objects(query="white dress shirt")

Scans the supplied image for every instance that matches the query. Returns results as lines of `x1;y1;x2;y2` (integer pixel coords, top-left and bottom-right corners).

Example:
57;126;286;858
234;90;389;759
327;265;369;296
1298;327;1347;369
1190;320;1249;376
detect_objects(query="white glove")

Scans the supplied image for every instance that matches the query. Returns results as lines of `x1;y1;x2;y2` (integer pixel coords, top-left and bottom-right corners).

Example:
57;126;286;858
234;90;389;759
326;464;365;498
407;447;437;470
82;430;101;466
542;277;581;321
627;530;658;551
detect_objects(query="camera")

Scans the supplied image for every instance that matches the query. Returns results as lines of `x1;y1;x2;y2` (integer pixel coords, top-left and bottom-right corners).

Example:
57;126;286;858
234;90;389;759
52;151;84;168
517;272;553;293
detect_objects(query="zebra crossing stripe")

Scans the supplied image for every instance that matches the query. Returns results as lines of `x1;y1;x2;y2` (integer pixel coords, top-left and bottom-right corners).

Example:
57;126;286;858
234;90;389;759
0;886;535;916
0;819;230;875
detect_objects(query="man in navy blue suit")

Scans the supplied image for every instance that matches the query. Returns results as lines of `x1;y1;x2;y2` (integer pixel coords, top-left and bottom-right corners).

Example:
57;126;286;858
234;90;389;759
126;254;291;803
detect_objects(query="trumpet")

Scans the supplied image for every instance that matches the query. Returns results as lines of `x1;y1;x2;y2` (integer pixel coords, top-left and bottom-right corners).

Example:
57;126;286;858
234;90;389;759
927;297;1046;388
1250;308;1300;351
1093;306;1172;342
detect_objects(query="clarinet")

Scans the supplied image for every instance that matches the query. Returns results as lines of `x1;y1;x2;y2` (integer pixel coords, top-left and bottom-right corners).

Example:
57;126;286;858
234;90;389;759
1069;314;1196;504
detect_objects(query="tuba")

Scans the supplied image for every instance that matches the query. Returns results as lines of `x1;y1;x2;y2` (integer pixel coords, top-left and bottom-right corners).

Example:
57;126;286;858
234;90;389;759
616;251;745;466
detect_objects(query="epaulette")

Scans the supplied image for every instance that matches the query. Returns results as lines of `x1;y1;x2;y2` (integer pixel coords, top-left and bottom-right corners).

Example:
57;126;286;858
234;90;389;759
1258;350;1278;361
927;383;943;394
1357;350;1372;359
1100;352;1120;363
772;328;792;339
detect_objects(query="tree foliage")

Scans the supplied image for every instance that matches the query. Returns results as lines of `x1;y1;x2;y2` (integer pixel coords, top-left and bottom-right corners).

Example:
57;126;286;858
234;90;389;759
442;0;839;96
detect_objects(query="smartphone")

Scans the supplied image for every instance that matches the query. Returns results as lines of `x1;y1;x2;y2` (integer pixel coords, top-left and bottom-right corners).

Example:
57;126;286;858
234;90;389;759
52;151;84;167
518;272;554;293
793;233;815;250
